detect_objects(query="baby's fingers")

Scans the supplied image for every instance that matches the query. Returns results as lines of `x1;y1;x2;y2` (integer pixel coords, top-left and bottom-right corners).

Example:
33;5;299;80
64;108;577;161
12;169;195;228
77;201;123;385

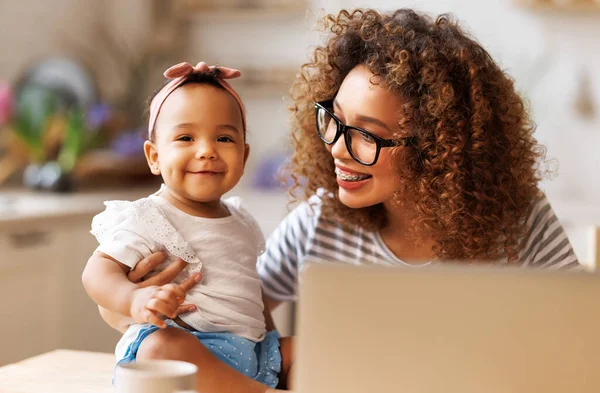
146;298;178;320
155;285;183;305
144;308;167;329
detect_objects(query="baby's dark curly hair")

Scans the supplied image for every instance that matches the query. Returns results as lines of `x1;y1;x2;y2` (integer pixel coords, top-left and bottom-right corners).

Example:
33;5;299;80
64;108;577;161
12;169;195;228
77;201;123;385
288;8;547;262
147;70;239;141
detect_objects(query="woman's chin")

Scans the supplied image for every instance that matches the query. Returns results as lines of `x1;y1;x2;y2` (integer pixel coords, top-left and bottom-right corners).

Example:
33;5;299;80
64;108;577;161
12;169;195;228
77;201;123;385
338;190;373;209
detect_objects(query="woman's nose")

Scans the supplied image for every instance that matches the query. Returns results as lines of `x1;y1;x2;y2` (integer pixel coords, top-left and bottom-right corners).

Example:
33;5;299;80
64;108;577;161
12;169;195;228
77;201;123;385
195;142;218;160
330;133;351;160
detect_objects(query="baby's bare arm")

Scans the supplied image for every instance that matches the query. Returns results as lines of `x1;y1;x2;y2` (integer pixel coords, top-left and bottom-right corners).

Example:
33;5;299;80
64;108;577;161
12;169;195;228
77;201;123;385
84;251;202;328
82;252;138;317
96;252;197;332
98;305;134;333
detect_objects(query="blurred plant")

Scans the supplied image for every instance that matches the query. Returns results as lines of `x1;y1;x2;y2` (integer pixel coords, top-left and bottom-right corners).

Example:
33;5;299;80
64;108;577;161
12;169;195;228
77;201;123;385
1;2;187;190
110;128;146;158
0;83;17;183
0;82;110;190
0;83;14;125
252;152;293;191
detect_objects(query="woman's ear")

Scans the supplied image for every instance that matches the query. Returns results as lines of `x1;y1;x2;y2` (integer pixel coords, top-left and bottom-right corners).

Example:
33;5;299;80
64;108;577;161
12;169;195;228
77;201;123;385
144;140;161;175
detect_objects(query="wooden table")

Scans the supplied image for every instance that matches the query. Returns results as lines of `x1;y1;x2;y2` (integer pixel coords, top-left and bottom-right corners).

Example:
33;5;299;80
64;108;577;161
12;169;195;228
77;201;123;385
0;350;114;393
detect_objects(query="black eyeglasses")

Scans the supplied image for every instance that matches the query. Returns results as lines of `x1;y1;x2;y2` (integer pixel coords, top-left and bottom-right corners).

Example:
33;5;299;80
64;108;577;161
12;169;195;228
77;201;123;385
314;100;416;166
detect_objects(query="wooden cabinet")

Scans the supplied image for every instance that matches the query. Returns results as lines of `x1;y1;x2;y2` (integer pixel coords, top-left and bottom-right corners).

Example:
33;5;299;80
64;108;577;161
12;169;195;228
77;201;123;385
0;188;151;365
0;225;62;365
54;224;123;354
0;216;122;366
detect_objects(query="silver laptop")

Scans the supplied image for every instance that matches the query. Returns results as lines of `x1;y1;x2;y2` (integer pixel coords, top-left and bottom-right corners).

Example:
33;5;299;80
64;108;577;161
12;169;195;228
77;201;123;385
294;263;600;393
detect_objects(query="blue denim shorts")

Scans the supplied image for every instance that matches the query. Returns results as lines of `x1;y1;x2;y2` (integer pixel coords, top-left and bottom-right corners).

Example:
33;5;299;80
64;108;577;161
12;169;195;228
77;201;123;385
116;320;281;388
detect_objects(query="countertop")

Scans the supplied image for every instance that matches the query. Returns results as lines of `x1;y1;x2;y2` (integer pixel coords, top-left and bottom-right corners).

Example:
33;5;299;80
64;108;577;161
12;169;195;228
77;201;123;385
0;186;291;235
1;186;597;225
0;186;597;264
0;349;113;393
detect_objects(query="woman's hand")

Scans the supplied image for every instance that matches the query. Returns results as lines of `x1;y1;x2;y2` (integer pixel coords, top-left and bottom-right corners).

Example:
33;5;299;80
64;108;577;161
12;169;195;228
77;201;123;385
129;252;199;315
98;251;197;332
128;251;181;284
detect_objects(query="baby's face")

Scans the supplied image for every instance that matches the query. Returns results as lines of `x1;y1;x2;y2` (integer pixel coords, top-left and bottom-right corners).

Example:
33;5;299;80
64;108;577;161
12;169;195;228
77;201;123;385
146;83;248;204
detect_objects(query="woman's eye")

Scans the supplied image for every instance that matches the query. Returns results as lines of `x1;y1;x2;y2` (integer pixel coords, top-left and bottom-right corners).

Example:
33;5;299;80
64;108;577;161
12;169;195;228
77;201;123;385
218;136;234;143
177;136;193;142
359;131;376;144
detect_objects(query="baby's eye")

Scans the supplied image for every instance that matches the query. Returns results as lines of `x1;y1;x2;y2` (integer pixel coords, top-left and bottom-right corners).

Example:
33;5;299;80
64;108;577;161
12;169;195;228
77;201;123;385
217;136;234;143
177;135;193;142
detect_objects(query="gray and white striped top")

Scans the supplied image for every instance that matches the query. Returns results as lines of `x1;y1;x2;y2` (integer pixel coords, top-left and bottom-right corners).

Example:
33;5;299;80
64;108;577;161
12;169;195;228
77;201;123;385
256;190;580;302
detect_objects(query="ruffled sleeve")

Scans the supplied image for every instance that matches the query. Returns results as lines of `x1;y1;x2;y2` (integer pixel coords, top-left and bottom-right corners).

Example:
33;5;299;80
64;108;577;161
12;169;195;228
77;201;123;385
90;200;157;269
91;198;202;270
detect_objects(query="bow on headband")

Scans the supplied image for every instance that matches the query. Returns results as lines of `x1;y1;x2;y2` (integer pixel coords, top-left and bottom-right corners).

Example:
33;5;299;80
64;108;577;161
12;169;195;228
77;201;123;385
148;61;246;139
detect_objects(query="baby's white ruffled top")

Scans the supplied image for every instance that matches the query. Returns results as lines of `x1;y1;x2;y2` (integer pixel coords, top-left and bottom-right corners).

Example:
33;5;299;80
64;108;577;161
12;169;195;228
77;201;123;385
91;185;267;348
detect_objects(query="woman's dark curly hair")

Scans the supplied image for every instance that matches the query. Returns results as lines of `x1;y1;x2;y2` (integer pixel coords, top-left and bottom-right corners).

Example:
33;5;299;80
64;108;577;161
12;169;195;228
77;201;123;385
288;8;547;262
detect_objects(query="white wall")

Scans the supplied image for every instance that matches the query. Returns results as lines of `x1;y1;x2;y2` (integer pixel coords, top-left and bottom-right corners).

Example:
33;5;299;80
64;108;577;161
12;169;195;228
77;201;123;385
0;0;96;81
0;0;150;102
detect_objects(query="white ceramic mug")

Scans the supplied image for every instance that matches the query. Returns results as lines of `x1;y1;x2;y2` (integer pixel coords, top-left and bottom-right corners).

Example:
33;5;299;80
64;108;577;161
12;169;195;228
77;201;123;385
114;360;197;393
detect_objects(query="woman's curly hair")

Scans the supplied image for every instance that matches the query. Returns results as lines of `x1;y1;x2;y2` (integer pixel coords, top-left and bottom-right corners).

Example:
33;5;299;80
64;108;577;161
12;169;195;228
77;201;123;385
288;8;547;262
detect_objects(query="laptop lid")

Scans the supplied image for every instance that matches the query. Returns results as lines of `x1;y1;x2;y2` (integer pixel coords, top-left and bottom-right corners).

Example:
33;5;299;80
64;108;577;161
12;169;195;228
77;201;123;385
294;263;600;393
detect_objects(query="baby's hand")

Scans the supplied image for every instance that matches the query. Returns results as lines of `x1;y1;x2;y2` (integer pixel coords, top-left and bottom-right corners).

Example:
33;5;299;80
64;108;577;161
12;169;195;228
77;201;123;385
129;273;201;328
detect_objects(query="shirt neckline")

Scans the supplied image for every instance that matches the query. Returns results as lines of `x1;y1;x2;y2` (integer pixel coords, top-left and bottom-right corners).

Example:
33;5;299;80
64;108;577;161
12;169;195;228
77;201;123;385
373;231;432;268
149;185;238;224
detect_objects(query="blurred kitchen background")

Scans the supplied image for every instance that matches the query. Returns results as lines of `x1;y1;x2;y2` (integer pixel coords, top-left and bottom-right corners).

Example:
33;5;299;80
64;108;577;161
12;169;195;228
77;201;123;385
0;0;598;366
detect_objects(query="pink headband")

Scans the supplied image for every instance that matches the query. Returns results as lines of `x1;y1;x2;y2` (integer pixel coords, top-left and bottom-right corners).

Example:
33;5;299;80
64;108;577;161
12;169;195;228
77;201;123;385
148;61;246;139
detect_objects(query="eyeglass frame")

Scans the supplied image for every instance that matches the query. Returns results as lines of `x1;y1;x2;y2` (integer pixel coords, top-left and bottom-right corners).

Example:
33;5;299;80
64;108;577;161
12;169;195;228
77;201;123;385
314;100;417;166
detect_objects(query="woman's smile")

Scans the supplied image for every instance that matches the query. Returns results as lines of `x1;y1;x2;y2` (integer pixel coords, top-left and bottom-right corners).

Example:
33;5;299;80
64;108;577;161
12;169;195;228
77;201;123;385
335;165;372;190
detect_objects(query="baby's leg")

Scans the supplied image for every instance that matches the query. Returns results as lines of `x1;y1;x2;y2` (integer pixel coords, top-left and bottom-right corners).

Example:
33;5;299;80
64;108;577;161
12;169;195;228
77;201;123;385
137;327;279;393
278;336;296;390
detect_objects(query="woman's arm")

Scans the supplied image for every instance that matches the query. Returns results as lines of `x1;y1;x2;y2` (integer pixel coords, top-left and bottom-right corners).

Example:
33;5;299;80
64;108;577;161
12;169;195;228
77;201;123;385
256;199;320;304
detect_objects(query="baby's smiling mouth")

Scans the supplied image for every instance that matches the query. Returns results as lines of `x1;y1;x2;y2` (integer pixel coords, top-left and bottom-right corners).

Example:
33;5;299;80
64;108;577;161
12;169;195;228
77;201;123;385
188;169;224;175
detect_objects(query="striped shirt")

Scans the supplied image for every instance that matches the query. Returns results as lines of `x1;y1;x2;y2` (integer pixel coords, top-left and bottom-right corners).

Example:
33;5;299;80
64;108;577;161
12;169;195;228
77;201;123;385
257;190;580;302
